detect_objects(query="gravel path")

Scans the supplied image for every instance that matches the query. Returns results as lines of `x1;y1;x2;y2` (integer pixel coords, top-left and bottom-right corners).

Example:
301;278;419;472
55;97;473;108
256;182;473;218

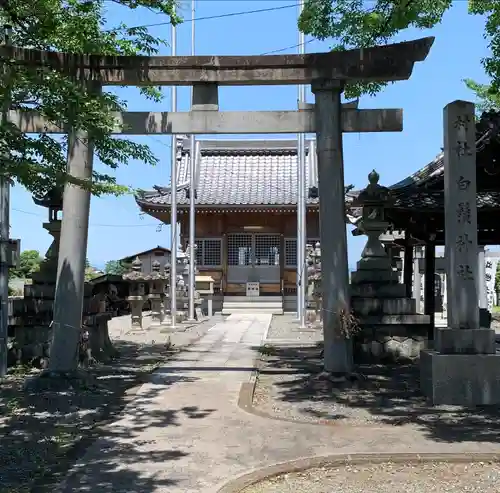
241;462;500;493
266;314;323;343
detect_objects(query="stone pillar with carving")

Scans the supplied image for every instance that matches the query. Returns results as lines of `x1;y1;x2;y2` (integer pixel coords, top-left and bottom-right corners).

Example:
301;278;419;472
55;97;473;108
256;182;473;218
350;171;430;363
421;100;500;406
123;257;147;329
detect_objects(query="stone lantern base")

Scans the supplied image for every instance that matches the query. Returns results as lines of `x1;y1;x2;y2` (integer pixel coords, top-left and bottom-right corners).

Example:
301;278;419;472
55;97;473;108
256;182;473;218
351;255;431;363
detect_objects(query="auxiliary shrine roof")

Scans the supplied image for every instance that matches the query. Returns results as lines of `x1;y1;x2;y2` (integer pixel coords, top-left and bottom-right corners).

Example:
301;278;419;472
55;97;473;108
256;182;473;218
385;110;500;211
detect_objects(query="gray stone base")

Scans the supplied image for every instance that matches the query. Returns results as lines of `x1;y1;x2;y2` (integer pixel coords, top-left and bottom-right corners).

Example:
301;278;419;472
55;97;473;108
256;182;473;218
354;322;430;363
355;335;427;363
420;350;500;406
435;328;495;354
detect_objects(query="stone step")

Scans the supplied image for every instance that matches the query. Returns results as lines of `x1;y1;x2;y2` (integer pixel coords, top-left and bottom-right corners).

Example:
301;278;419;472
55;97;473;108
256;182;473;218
350;269;399;284
223;296;282;303
350;283;406;298
223;302;283;309
221;307;283;315
352;297;416;316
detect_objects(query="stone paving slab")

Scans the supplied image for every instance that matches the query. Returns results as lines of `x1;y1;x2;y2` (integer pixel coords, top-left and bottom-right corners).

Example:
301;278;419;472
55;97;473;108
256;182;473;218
55;313;500;493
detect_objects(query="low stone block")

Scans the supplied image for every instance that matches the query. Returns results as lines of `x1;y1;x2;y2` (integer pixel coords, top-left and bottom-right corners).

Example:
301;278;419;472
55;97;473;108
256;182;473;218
420;350;500;405
360;314;431;325
352;297;416;316
358;323;429;341
435;328;495;355
356;257;392;271
351;269;399;284
350;283;406;298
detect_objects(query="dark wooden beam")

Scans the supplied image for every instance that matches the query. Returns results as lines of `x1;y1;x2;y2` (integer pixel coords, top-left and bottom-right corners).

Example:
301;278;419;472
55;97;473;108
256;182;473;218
403;230;413;299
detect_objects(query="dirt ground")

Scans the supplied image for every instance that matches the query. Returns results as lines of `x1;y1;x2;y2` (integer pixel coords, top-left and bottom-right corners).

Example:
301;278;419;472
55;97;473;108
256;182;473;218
0;318;214;493
253;344;500;443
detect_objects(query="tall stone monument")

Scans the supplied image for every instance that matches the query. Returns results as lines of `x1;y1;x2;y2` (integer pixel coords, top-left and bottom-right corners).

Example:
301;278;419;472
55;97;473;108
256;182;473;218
421;100;500;405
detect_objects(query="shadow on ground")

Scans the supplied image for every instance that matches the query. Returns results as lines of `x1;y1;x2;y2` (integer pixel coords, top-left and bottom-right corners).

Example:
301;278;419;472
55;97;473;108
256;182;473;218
0;338;212;493
254;344;500;444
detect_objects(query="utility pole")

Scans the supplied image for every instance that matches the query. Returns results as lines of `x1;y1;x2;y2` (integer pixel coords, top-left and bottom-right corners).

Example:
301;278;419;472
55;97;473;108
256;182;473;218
296;0;307;328
169;8;178;329
0;24;11;377
188;0;196;322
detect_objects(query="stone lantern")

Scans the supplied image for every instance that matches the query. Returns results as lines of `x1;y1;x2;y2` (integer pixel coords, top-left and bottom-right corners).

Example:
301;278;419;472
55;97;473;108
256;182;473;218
306;242;322;322
31;187;64;283
355;170;392;261
123;257;148;329
349;170;430;363
147;259;169;326
14;187;65;363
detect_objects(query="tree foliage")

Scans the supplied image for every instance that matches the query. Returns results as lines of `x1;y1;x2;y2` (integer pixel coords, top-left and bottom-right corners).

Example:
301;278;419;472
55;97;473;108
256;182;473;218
10;249;43;278
84;257;101;281
0;0;180;198
464;80;500;113
104;259;128;276
299;0;499;100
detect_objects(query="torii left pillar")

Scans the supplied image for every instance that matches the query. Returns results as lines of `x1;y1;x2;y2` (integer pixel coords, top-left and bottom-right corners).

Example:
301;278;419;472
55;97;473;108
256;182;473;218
48;85;102;375
312;79;404;376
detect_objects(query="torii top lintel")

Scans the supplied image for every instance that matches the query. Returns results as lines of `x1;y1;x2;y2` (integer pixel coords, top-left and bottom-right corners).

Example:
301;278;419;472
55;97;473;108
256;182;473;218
2;37;434;87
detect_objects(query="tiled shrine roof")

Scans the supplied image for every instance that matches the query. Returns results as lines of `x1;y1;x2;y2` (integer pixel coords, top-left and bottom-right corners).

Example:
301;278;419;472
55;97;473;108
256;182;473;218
136;137;323;210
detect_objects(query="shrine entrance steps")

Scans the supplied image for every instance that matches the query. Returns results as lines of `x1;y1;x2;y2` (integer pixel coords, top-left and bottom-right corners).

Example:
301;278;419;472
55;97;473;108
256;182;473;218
222;296;283;315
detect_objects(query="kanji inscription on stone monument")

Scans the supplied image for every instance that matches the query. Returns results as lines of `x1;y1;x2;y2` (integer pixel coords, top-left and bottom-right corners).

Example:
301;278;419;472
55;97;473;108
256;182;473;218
444;100;478;329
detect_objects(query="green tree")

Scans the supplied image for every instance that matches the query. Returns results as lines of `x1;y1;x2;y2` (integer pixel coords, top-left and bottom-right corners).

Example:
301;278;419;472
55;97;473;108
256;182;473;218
0;0;180;198
464;80;500;113
299;0;500;99
10;249;43;279
104;260;128;276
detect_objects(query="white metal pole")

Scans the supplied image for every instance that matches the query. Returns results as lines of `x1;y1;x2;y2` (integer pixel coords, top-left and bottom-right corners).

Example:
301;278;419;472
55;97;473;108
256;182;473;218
170;12;178;328
188;0;196;321
297;0;307;328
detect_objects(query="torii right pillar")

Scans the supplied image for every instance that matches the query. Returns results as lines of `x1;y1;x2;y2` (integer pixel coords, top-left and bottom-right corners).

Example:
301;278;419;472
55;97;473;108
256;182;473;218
310;38;436;376
421;100;500;405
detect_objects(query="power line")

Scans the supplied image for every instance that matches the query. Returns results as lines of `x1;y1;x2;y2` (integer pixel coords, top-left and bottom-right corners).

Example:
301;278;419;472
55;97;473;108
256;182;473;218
12;207;161;228
108;3;298;33
261;39;315;55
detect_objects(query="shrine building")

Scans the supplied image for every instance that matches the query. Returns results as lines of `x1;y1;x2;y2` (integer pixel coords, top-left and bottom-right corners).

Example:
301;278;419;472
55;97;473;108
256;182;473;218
135;136;321;314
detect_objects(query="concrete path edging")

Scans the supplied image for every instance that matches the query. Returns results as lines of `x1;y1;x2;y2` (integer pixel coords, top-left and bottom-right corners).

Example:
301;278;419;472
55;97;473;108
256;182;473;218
216;452;500;493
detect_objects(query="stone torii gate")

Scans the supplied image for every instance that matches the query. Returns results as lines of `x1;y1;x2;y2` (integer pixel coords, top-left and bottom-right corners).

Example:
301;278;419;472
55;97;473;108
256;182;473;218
5;37;434;375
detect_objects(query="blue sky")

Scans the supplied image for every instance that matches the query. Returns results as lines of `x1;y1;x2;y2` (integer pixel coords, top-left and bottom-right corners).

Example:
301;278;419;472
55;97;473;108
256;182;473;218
11;0;491;268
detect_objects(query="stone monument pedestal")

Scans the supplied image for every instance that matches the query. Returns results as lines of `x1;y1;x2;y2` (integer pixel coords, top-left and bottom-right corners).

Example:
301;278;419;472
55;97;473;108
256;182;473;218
421;327;500;405
420;100;500;406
